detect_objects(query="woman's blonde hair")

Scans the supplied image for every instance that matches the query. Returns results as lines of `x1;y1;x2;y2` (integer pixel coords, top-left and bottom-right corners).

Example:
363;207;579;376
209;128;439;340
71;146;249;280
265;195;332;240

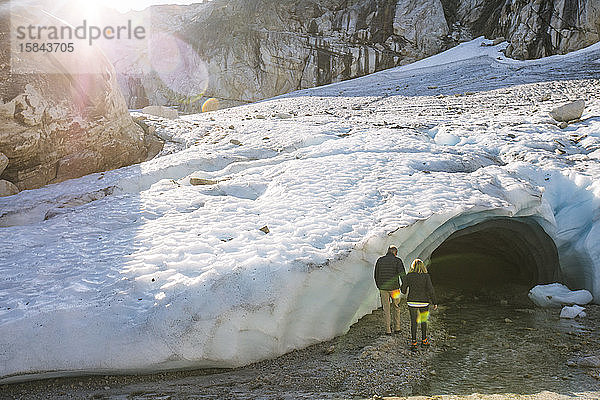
410;258;428;273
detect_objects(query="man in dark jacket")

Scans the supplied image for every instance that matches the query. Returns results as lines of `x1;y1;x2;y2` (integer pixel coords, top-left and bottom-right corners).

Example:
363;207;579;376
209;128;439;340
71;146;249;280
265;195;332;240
374;246;406;335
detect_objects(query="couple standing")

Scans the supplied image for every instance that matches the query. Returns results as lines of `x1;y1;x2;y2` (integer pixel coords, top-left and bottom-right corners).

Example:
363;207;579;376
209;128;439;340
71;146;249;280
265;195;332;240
374;246;438;351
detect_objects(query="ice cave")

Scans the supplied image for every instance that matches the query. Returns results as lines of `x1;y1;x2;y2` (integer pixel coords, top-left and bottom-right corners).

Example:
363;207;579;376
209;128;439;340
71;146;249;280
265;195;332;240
428;217;561;289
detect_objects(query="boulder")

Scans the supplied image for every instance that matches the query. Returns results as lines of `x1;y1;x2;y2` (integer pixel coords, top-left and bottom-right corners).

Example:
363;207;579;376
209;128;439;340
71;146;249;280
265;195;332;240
0;6;159;191
0;180;19;197
492;37;505;46
140;106;179;120
190;177;218;186
549;100;586;122
0;152;7;175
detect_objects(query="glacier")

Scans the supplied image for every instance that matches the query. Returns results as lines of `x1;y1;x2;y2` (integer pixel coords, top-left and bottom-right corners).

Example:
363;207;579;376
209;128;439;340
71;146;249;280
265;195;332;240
529;283;593;308
1;38;600;381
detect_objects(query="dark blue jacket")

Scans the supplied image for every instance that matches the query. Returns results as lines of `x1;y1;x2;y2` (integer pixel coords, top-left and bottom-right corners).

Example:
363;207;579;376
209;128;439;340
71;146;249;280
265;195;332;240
374;252;406;290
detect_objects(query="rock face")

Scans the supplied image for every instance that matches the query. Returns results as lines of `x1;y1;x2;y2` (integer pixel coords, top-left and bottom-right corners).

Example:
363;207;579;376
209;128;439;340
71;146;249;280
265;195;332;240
0;7;162;191
453;0;600;60
111;0;599;112
393;0;449;56
115;0;414;111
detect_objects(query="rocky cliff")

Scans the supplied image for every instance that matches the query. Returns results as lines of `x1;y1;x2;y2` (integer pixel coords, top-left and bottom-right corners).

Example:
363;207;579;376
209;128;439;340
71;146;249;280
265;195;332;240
112;0;600;112
0;6;163;193
447;0;600;59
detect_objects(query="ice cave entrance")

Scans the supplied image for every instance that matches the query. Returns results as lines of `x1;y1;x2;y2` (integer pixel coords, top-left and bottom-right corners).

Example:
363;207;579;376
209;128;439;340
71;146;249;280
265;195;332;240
428;218;561;289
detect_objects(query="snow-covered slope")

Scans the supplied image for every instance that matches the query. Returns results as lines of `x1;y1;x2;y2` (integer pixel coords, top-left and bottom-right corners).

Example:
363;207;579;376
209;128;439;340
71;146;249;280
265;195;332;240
1;38;600;381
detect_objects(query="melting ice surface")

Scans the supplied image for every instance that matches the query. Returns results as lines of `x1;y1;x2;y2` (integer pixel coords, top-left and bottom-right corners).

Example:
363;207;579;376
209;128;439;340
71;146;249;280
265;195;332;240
1;38;600;381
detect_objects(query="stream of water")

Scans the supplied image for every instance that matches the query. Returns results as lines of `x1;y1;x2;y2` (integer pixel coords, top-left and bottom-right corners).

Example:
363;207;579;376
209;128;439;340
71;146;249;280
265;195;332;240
415;287;599;396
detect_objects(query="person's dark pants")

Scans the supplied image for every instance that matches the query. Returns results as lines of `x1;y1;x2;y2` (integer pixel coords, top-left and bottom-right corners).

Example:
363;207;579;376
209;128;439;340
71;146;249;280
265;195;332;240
408;305;429;341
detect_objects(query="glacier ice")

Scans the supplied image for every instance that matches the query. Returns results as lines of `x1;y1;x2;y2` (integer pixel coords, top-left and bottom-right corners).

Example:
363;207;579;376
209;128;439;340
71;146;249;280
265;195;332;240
1;38;600;381
529;283;593;308
560;305;587;319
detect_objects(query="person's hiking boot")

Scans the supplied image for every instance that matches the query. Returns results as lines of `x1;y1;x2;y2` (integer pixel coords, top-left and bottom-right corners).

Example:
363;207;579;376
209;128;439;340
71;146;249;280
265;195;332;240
385;332;392;336
393;329;401;335
410;340;419;352
421;338;430;347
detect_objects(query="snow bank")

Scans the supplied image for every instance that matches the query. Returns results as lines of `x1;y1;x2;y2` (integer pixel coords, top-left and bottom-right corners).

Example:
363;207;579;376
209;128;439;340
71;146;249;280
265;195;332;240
1;38;600;381
395;37;508;73
529;283;593;308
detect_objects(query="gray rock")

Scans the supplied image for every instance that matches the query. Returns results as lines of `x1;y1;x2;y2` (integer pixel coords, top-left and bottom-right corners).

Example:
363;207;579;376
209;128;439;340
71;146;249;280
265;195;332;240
558;121;569;129
574;356;600;368
0;180;19;197
0;153;8;176
190;177;218;186
140;106;179;120
133;119;164;160
144;133;165;161
550;100;586;122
